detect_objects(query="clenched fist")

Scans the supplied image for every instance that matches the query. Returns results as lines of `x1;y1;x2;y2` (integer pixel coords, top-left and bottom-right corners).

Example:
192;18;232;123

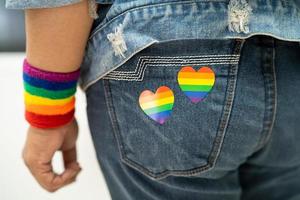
22;118;81;192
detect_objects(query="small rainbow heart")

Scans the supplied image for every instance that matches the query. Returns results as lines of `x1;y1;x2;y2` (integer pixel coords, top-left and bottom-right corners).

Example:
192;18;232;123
139;86;174;124
178;66;215;103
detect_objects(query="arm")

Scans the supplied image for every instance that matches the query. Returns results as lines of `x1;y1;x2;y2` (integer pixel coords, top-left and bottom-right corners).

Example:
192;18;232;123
25;0;93;72
22;0;95;192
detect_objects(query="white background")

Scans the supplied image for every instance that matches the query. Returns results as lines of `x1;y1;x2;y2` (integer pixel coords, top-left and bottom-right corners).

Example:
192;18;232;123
0;53;111;200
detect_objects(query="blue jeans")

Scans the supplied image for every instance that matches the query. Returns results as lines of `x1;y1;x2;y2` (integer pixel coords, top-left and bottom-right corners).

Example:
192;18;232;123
86;36;300;200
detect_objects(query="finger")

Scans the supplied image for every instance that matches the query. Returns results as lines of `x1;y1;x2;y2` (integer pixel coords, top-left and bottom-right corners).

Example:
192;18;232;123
62;146;81;177
41;170;62;192
34;161;80;192
60;161;81;186
23;151;74;192
32;162;63;192
62;147;78;166
52;162;81;188
59;147;81;185
22;147;61;191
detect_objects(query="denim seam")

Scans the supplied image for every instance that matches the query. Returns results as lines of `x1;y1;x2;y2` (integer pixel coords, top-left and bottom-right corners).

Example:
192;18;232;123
104;63;239;81
205;38;245;173
107;55;239;74
82;41;157;91
103;55;240;81
102;79;129;166
254;40;277;151
226;33;300;43
109;59;239;74
107;55;240;75
103;40;244;180
105;62;239;78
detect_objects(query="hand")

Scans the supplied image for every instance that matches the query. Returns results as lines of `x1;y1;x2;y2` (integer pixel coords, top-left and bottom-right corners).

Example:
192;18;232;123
22;118;81;192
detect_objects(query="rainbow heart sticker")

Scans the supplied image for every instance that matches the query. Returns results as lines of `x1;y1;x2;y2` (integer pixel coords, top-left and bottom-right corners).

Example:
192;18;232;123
178;66;215;103
139;86;174;124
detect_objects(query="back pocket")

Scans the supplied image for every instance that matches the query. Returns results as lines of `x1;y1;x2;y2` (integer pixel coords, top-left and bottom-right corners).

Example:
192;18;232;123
102;39;244;180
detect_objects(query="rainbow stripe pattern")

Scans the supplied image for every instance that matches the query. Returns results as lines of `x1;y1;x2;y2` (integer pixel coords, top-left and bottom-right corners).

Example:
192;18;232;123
178;66;215;103
139;86;174;124
23;59;80;128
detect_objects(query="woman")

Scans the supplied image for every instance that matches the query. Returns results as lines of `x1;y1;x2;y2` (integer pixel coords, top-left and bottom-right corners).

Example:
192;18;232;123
6;0;300;199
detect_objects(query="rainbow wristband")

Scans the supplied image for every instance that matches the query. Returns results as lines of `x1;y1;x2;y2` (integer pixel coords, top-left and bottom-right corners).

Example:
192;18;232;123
23;59;80;129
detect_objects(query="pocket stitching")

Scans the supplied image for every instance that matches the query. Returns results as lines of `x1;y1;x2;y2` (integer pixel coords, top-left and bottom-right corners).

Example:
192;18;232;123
103;55;240;81
104;39;245;180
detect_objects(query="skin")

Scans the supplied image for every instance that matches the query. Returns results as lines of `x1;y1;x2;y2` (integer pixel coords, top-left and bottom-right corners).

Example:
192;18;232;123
22;0;96;192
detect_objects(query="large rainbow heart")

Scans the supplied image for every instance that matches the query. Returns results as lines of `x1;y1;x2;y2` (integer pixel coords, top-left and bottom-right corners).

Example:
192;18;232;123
139;86;174;124
178;66;215;103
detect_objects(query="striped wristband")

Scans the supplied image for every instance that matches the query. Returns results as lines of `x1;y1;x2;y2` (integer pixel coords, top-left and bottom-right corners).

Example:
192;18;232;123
23;59;80;129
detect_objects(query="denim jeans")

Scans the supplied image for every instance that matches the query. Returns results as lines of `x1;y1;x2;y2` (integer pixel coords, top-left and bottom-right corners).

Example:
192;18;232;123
86;36;300;200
